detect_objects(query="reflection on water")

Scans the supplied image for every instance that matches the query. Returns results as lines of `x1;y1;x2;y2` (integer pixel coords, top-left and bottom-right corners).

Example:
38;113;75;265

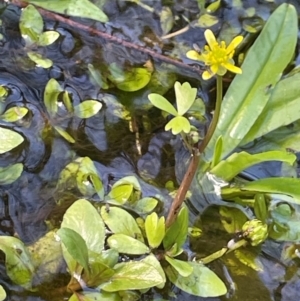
0;1;299;301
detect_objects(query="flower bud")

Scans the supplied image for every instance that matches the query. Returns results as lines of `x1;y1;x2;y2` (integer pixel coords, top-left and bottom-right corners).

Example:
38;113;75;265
242;219;268;246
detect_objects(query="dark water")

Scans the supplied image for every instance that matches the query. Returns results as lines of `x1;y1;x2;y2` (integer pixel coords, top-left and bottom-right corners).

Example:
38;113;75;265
0;1;300;301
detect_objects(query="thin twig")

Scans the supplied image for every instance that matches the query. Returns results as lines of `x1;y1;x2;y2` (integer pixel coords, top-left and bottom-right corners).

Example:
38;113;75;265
12;0;203;77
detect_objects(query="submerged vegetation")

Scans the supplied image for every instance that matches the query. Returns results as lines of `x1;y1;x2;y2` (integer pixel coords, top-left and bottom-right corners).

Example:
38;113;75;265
0;0;300;301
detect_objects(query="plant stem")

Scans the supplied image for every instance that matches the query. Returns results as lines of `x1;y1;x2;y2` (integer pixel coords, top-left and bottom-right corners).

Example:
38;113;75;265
166;76;223;227
198;75;223;153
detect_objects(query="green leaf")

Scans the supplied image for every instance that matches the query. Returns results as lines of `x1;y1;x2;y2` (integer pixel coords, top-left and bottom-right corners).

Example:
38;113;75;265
88;63;110;89
69;291;121;301
44;78;63;116
0;107;28;122
26;0;108;23
57;227;90;274
0;127;24;154
211;135;223;168
134;197;158;214
242;72;300;145
63;91;74;113
165;261;227;297
83;261;115;287
0;163;23;185
61;199;106;253
100;206;144;242
145;212;165;248
54;126;76;143
0;286;6;301
204;4;298;162
74;100;102;118
0;236;34;289
234;249;263;271
27;52;53;68
108;184;133;204
219;206;248;234
160;6;174;35
38;31;60;46
107;234;149;255
197;14;218;28
211;151;296;181
165;256;193;277
254;194;268;223
19;4;43;46
165;116;191;135
206;0;221;12
114;68;152;92
174;82;197;116
222;178;300;205
148;93;178;116
101;255;165;292
163;206;188;252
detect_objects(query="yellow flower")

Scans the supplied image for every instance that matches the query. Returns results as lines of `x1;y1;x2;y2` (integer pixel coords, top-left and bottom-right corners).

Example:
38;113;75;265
187;29;243;80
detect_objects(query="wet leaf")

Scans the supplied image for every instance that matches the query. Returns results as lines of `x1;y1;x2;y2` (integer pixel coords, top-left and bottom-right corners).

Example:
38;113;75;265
204;4;298;162
148;93;178;116
0;85;8;98
165;256;193;277
101;255;165;292
211;135;223;168
61;199;106;253
0;107;28;122
219;206;248;234
134;197;158;214
174;82;197;116
38;31;60;46
101;206;144;242
57;227;90;274
116;67;152;92
44;78;63;116
0;286;6;301
26;0;108;23
234;249;263;271
0;236;34;289
83;260;114;287
160;6;174;35
211;151;296;181
108;184;133;204
107;234;149;255
19;4;43;46
254;194;268;223
206;0;221;13
88;64;110;89
0;163;23;185
74;100;102;118
163;206;188;253
165;116;191;135
222;178;300;205
242;71;300;145
27;52;53;68
54;126;75;143
143;254;166;289
197;14;218;28
63;91;74;113
165;261;227;297
145;212;165;248
89;249;119;269
0;127;24;154
69;291;121;301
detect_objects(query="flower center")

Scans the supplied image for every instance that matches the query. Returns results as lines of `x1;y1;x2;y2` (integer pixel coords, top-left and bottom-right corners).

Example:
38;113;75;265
204;42;230;66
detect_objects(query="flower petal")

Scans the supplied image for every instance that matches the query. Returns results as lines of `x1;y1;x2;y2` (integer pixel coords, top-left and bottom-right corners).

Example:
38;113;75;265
186;50;205;62
226;35;243;55
204;29;217;50
216;65;227;76
223;62;242;74
202;70;214;80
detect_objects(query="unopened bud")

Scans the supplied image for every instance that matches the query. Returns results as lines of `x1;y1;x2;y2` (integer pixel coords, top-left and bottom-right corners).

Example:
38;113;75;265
242;219;268;246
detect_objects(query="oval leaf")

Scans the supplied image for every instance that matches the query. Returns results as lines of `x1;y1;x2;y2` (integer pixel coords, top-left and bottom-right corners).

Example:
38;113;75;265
100;206;144;242
44;78;63;116
38;31;60;46
0;163;23;185
27;52;53;68
74;100;102;119
0;127;24;154
165;261;227;297
101;255;165;292
165;256;193;277
0;286;6;301
0;107;28;122
148;93;178;116
107;234;149;255
57;227;90;273
145;212;165;248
